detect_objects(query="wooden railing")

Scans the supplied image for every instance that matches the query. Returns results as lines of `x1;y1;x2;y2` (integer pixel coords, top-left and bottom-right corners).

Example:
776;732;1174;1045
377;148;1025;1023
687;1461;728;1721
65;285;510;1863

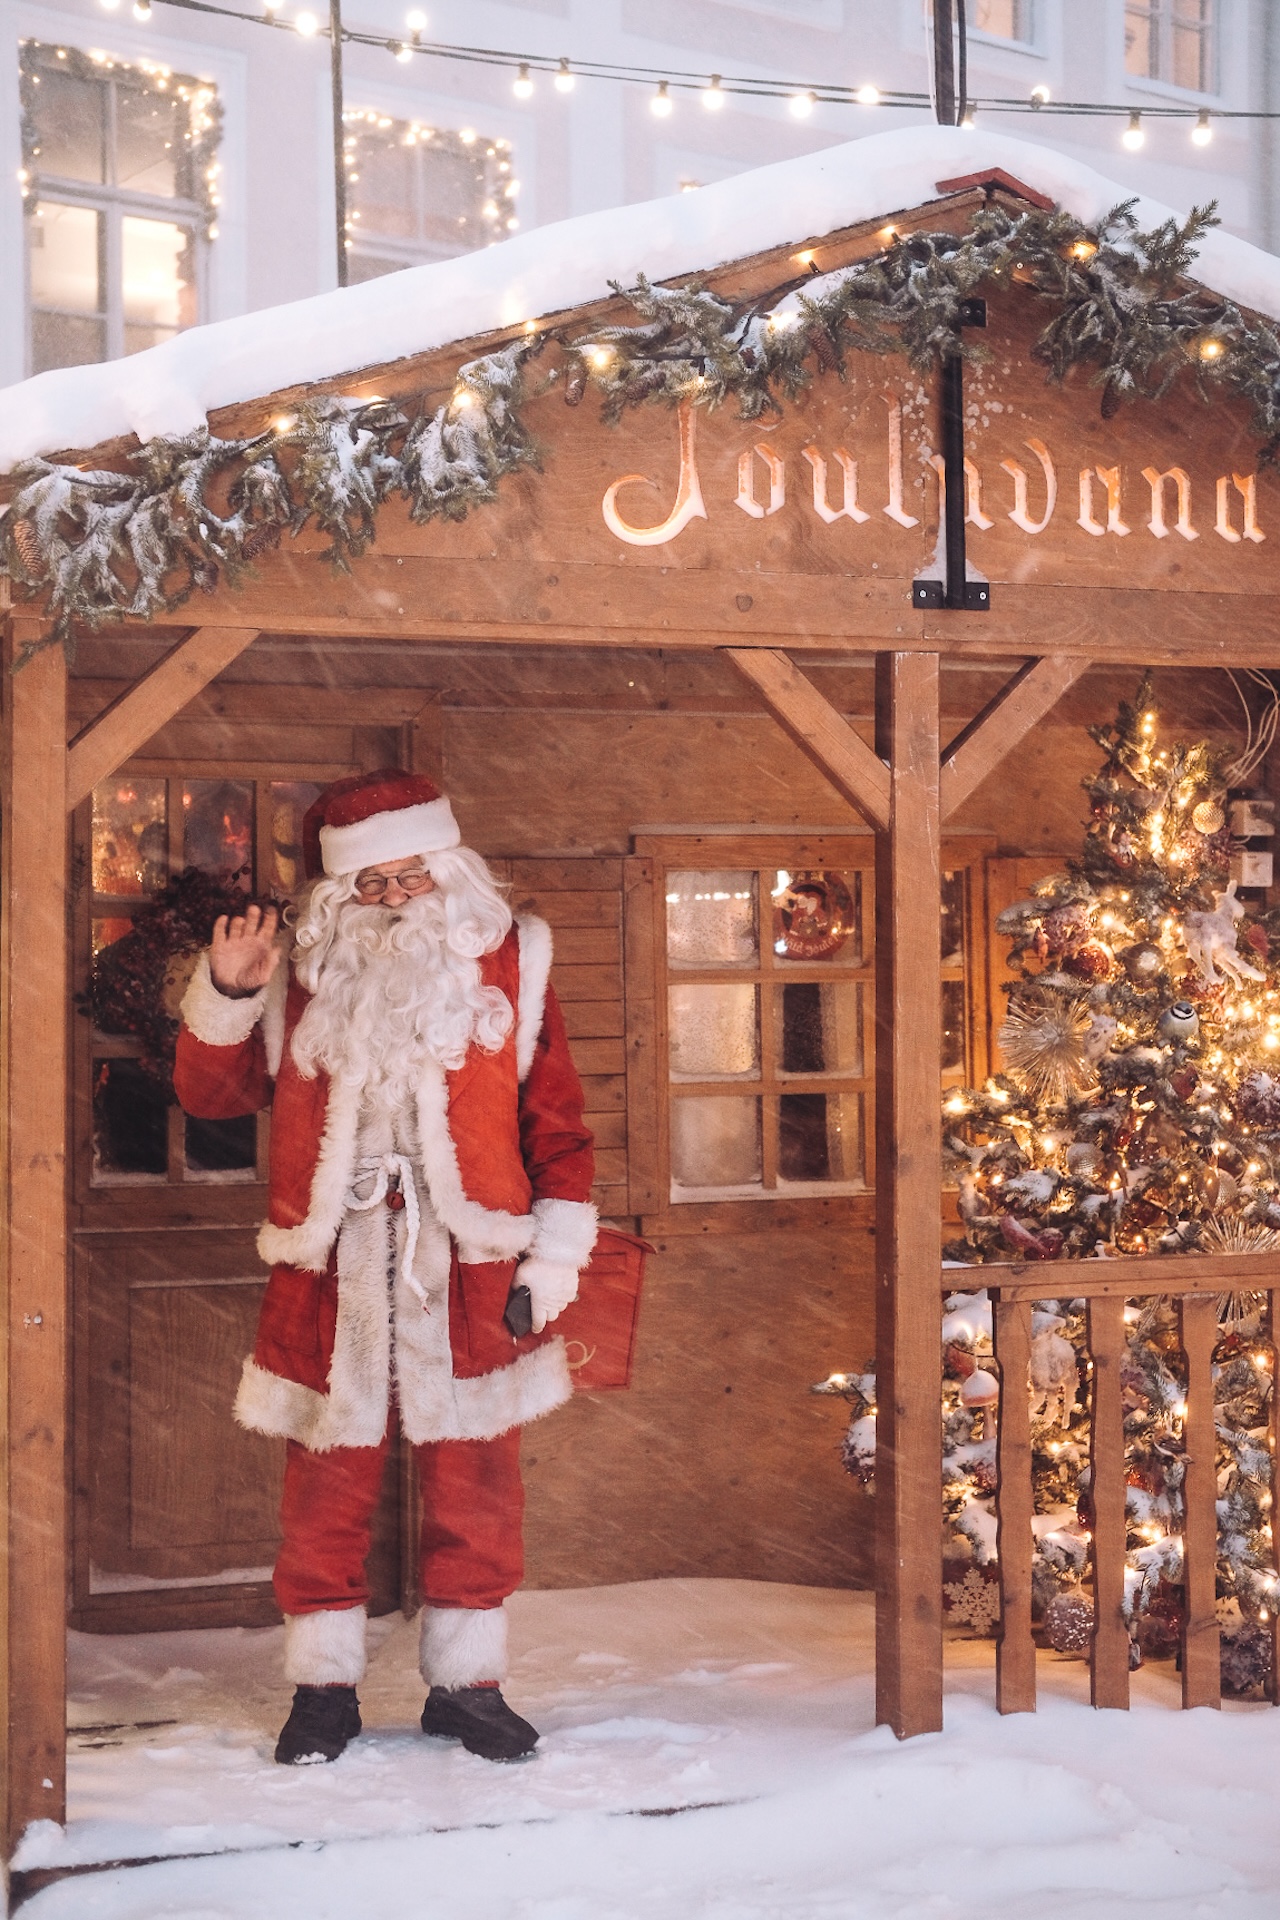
982;1250;1280;1713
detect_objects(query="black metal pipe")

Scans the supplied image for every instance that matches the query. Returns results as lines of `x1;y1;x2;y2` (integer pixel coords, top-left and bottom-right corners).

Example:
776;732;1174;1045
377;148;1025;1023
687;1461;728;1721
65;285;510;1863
941;349;966;607
330;0;348;287
932;0;956;125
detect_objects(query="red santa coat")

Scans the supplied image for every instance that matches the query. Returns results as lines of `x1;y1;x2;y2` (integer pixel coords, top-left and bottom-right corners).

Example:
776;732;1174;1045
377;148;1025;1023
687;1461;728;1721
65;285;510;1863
174;915;597;1452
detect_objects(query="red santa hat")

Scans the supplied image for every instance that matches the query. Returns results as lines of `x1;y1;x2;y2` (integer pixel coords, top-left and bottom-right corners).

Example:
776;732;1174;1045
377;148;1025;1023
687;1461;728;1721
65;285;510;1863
303;769;461;878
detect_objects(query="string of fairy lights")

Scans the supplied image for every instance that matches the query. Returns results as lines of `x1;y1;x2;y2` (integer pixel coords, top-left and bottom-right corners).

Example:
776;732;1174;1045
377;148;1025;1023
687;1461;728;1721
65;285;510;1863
91;0;1277;149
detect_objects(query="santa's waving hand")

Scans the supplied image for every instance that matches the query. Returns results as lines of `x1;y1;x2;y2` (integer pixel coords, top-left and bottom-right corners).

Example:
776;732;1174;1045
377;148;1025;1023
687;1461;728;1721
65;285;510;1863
174;771;596;1768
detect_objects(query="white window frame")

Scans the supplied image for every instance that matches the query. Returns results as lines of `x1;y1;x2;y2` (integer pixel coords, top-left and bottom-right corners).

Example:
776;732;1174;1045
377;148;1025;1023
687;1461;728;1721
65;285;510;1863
1120;0;1222;100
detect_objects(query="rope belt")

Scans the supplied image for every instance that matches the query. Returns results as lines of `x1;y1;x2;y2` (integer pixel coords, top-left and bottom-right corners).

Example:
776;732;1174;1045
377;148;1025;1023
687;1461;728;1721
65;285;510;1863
346;1153;428;1306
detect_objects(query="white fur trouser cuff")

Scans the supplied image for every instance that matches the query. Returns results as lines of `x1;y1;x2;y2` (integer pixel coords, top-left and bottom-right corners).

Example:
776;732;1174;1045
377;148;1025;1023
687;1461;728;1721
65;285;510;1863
419;1603;508;1689
283;1605;368;1686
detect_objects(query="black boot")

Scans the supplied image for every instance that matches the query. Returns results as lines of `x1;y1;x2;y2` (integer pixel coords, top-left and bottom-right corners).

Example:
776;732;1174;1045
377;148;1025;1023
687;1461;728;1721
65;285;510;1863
420;1684;539;1761
275;1684;362;1764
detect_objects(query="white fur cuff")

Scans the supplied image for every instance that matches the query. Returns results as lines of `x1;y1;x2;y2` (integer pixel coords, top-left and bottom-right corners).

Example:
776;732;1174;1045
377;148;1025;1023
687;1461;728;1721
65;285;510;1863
420;1604;508;1688
529;1197;598;1271
180;950;266;1048
284;1605;368;1685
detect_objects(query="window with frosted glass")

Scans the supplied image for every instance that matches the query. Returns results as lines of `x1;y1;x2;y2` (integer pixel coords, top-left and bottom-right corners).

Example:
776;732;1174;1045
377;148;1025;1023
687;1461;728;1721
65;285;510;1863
1125;0;1214;91
22;41;217;374
657;848;978;1203
344;111;517;281
973;0;1031;39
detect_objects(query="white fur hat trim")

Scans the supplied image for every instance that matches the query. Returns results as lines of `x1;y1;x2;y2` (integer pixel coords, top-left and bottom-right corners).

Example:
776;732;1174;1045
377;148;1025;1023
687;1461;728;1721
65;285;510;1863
320;797;460;875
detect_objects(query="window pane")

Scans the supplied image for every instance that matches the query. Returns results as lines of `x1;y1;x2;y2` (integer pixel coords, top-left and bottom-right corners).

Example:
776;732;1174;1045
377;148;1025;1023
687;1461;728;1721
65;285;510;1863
185;1112;257;1179
269;782;324;893
183;779;253;886
350;134;417;240
942;979;967;1076
778;1091;863;1185
941;869;966;966
1125;3;1158;76
30;63;106;182
92;777;168;895
777;980;863;1076
974;0;1026;36
347;250;405;285
670;1096;762;1193
122;217;195;353
669;983;759;1081
344;112;512;259
93;1058;168;1181
1172;17;1211;89
92;916;134;958
115;79;181;194
29;201;102;314
772;870;860;965
667;871;758;969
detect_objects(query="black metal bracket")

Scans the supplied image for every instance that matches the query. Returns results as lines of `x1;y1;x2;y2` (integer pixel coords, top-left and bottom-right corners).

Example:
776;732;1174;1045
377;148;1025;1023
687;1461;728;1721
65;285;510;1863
911;295;991;613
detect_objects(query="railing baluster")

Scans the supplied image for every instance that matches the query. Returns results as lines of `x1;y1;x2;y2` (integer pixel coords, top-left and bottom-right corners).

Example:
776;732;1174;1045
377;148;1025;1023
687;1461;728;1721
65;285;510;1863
1268;1290;1280;1707
1178;1292;1221;1710
993;1293;1035;1713
1087;1296;1130;1709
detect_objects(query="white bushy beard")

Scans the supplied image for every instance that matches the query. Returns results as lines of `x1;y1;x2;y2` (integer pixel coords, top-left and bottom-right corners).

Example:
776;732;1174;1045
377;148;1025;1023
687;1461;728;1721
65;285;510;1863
288;848;514;1104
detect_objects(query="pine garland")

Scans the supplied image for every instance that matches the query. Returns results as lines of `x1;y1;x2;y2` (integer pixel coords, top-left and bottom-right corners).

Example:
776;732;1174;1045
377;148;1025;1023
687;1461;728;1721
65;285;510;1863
8;194;1280;653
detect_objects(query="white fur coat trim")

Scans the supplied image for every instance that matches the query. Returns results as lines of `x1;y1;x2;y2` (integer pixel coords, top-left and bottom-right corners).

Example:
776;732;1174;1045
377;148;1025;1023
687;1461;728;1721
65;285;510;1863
514;914;553;1083
256;1075;363;1276
180;951;266;1048
420;1604;508;1687
528;1195;599;1271
235;1337;571;1451
261;960;288;1078
283;1605;368;1685
413;1061;538;1263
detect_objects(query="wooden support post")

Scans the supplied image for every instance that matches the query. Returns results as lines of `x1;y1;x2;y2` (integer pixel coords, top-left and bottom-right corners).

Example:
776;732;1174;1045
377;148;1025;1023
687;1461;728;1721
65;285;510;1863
939;656;1093;822
992;1294;1035;1713
1;617;69;1852
1178;1293;1221;1709
66;626;260;809
1086;1297;1130;1710
723;648;890;832
874;651;943;1738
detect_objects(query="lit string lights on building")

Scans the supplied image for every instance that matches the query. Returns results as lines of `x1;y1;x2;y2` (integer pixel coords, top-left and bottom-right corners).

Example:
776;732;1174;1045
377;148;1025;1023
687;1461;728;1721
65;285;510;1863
89;0;1270;150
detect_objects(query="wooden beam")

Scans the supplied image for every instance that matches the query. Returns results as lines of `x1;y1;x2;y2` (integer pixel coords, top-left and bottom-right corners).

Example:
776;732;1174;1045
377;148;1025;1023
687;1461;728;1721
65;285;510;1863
983;1247;1280;1302
874;651;943;1739
1087;1297;1130;1710
66;626;260;808
1;616;69;1852
939;655;1092;821
723;648;890;832
1178;1294;1221;1710
993;1297;1036;1714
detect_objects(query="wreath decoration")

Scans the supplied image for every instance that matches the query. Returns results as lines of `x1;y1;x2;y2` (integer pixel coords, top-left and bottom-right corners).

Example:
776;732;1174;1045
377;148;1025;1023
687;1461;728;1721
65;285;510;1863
86;865;263;1090
5;195;1278;654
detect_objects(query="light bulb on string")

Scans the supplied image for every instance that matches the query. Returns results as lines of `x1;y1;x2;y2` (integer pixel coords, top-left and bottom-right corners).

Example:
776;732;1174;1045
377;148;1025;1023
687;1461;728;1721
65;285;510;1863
1030;83;1051;106
1123;110;1145;150
132;0;152;15
513;63;534;98
703;74;725;110
959;103;976;130
405;9;427;31
789;90;816;119
651;80;674;117
554;57;575;93
295;10;319;34
856;83;880;105
1192;108;1212;146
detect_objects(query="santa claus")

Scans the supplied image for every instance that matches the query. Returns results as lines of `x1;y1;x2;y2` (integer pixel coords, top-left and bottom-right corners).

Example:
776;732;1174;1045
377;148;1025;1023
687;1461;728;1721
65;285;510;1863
174;770;596;1766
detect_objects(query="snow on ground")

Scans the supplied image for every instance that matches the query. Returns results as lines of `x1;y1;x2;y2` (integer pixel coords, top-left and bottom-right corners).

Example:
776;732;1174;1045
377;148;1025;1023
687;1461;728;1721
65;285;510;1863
14;1578;1280;1919
3;122;1279;470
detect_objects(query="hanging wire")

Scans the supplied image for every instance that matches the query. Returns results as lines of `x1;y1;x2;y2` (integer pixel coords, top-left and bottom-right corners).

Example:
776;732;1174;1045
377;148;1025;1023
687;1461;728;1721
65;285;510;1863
1223;670;1280;786
126;0;1280;125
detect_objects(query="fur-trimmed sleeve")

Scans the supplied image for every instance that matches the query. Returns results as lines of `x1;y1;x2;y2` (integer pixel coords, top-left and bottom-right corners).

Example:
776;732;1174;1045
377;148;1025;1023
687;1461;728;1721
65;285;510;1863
173;950;273;1120
518;984;597;1266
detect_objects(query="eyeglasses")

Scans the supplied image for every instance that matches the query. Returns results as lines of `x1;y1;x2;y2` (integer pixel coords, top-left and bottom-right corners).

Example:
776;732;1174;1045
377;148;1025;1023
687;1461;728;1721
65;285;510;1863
353;867;434;900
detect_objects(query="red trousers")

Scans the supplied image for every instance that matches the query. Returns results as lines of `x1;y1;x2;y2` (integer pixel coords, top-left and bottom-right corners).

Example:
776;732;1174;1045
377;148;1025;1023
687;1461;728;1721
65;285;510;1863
274;1425;524;1616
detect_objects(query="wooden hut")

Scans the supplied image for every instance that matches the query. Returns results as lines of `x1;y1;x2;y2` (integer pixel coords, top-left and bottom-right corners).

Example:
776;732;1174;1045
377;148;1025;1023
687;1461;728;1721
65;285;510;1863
4;122;1280;1873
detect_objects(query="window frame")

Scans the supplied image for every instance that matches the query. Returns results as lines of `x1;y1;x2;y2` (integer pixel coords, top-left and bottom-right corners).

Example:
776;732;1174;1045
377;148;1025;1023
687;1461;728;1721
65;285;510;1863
22;41;217;373
342;105;517;281
1122;0;1219;98
624;831;994;1235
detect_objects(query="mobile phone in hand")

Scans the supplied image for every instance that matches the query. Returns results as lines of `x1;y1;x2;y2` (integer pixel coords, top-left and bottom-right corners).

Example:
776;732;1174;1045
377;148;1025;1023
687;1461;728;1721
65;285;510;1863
503;1283;533;1339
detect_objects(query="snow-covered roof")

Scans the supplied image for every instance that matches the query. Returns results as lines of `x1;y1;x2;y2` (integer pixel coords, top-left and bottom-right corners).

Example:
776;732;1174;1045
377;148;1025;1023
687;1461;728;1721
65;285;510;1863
5;122;1280;473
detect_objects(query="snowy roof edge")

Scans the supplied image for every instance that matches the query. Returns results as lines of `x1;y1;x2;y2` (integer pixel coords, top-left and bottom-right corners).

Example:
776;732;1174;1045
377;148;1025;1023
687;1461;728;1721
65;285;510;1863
2;122;1274;473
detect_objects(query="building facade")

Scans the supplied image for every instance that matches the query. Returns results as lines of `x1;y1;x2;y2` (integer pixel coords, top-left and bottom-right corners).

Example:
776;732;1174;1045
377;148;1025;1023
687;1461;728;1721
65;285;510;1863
2;3;1277;404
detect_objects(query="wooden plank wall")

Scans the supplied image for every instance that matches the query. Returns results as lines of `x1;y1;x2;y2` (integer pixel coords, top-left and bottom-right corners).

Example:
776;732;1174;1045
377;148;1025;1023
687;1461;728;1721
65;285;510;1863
492;859;628;1220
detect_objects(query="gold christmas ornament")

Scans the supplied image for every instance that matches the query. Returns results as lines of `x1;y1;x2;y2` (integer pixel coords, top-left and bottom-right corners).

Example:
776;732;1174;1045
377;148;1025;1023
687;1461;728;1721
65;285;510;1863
998;990;1096;1105
1192;799;1226;835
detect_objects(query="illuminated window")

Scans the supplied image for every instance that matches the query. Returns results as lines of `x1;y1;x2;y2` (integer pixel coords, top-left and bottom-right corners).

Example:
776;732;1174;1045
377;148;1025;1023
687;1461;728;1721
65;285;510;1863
21;40;220;373
342;109;517;282
1125;0;1215;92
973;0;1033;39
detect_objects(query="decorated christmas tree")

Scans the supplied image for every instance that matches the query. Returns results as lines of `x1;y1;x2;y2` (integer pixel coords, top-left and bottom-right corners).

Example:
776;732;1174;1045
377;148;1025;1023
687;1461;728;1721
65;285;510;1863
819;675;1280;1687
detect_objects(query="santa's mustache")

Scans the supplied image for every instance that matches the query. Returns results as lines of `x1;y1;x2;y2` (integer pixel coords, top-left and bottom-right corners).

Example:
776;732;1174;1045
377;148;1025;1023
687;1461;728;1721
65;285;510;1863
329;890;447;958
